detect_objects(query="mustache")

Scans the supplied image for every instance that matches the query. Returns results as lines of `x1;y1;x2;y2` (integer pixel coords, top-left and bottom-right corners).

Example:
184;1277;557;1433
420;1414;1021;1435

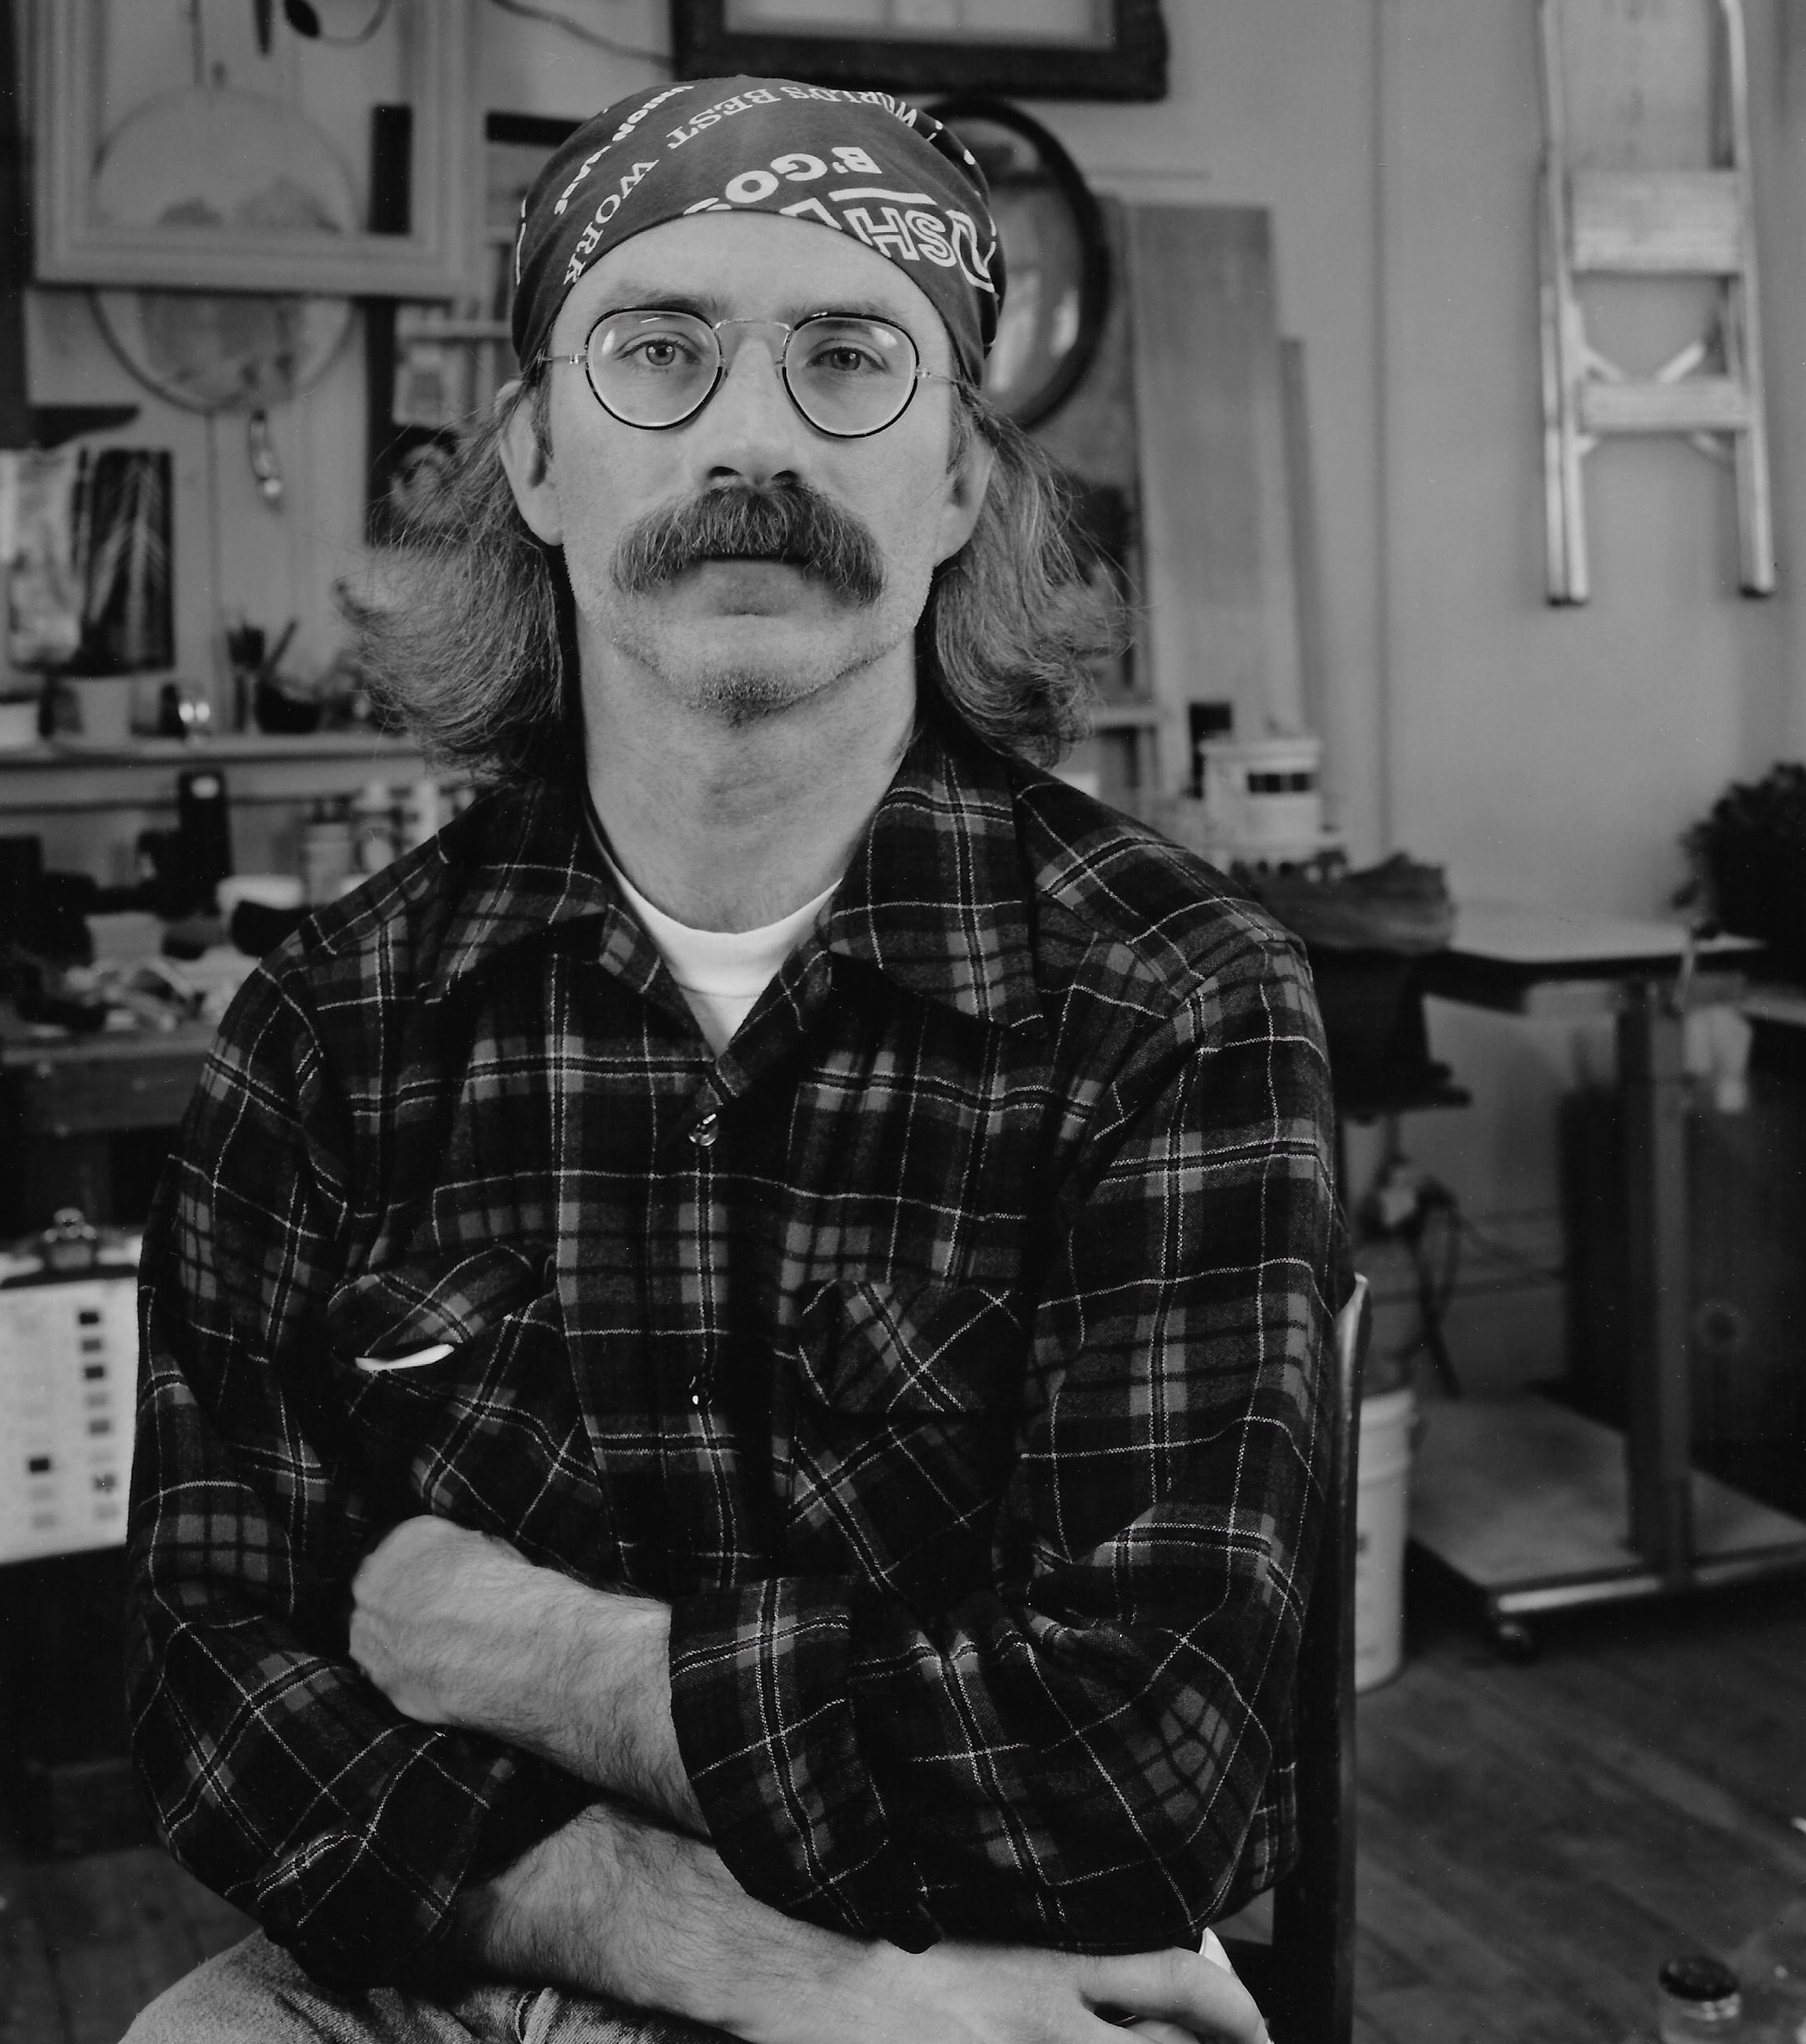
610;483;886;605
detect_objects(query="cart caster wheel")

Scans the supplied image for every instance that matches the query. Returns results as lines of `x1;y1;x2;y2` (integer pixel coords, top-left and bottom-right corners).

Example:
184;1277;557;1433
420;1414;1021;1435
1491;1618;1537;1663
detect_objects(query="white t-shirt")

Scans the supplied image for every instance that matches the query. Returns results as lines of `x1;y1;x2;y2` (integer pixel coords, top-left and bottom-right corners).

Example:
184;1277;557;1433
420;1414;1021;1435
600;848;838;1056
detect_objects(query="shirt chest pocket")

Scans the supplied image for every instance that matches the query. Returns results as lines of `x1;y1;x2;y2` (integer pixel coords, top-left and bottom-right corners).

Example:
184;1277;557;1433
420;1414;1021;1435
779;1276;1026;1603
323;1242;609;1567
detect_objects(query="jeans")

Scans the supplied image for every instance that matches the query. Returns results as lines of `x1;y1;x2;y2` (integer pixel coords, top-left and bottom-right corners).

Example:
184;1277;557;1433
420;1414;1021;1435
121;1921;1240;2042
119;1931;723;2044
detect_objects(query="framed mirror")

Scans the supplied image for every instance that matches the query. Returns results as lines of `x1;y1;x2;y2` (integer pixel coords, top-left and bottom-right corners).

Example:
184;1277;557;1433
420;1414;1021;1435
929;96;1109;430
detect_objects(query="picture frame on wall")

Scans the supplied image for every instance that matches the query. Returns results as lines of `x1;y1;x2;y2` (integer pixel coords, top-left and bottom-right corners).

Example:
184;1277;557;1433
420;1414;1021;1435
31;0;475;299
669;1;1168;102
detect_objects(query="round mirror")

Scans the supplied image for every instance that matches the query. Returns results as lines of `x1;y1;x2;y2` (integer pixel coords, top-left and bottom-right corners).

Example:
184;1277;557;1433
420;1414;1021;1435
929;96;1109;430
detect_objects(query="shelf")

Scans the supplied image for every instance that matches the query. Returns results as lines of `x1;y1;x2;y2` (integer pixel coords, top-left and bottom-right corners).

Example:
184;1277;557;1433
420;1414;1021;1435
1411;1394;1806;1619
1742;983;1806;1031
0;732;428;812
15;404;141;450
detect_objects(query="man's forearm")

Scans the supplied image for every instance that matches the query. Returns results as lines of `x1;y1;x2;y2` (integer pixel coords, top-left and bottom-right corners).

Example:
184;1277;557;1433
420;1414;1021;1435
350;1517;704;1833
458;1801;1270;2044
347;1522;1268;2044
475;1567;704;1833
456;1799;872;2040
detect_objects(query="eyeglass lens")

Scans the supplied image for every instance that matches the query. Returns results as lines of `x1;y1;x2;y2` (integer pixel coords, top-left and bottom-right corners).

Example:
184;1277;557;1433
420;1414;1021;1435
587;312;921;435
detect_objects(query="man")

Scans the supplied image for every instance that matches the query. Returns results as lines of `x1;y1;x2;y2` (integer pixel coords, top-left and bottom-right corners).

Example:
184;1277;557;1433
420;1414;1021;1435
125;77;1341;2044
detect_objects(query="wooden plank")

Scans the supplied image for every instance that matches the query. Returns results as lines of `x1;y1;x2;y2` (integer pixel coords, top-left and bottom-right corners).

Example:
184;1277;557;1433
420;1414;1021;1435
1403;1660;1802;1945
1505;1610;1806;1845
1720;1615;1806;1701
1359;1619;1806;2036
1124;205;1304;781
1356;1792;1649;2039
0;1831;252;2044
1278;338;1330;770
1355;1978;1568;2044
0;1841;70;2044
169;1867;251;1970
33;1854;179;2044
1549;0;1717;171
1356;1856;1588;2042
1578;375;1751;434
1361;1681;1712;2037
1569;169;1742;271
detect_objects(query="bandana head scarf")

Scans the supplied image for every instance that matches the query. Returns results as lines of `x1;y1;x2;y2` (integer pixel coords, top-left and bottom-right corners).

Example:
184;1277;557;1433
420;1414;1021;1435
510;79;1002;387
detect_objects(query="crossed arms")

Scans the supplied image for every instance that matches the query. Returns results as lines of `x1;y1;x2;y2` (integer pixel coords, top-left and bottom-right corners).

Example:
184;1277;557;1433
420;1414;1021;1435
127;911;1336;2041
350;1514;1265;2042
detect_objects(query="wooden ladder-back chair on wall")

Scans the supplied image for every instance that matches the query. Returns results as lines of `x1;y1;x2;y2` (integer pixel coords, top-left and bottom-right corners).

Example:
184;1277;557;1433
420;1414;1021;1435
1221;1273;1369;2044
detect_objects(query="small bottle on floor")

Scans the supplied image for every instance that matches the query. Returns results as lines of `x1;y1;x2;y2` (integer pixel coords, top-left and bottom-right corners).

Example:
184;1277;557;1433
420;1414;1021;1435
1658;1956;1742;2040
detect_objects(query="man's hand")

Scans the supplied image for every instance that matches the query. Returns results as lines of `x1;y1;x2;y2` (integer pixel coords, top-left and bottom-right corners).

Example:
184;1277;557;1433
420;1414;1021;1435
348;1514;704;1832
851;1939;1267;2044
462;1801;1268;2044
348;1516;538;1728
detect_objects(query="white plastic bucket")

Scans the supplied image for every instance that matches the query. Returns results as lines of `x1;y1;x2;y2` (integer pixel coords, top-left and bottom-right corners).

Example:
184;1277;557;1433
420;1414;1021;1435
1353;1386;1415;1691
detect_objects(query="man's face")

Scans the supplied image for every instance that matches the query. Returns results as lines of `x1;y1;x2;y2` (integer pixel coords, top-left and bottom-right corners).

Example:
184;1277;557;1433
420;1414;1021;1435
500;211;992;729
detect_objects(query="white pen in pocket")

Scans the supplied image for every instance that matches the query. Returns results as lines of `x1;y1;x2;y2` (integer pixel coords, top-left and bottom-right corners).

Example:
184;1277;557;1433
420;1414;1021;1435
353;1343;456;1374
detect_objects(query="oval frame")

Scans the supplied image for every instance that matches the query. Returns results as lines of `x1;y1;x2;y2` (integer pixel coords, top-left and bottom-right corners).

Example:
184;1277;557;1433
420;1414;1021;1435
929;96;1111;431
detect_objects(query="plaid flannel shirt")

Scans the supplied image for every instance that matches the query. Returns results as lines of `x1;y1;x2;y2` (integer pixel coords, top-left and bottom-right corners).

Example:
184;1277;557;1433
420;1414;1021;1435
129;716;1344;1991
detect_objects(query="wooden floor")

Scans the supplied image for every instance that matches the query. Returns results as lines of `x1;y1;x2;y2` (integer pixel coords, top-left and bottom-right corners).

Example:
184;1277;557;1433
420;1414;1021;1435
0;1832;249;2044
4;1572;1804;2043
1354;1570;1806;2042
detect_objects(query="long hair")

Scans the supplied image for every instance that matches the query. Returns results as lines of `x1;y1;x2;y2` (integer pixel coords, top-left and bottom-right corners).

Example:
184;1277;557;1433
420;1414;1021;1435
344;378;1118;782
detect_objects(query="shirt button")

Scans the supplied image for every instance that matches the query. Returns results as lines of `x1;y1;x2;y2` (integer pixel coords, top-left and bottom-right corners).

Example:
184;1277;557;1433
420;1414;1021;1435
691;1113;719;1149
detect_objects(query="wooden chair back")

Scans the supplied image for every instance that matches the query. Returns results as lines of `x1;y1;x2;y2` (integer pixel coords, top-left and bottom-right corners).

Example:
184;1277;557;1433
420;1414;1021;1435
1221;1273;1369;2043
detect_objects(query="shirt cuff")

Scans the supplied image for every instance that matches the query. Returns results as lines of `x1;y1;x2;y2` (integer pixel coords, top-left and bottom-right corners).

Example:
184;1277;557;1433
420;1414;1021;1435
668;1576;936;1948
276;1741;593;1994
461;1748;595;1888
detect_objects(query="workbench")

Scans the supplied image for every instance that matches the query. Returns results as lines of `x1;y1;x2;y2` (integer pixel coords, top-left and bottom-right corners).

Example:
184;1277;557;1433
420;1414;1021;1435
0;1008;214;1233
1408;902;1806;1654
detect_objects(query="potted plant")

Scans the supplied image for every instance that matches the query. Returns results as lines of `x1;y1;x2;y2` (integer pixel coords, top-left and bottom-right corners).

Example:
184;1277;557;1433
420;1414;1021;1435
1683;763;1806;980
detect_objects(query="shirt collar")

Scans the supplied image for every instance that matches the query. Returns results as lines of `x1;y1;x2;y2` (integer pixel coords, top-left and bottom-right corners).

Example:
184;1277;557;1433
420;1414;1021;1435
424;716;1044;1034
821;717;1043;1035
423;773;652;1005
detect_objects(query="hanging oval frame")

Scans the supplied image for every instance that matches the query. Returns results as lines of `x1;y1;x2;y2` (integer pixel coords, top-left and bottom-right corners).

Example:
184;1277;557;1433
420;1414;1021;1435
928;96;1110;432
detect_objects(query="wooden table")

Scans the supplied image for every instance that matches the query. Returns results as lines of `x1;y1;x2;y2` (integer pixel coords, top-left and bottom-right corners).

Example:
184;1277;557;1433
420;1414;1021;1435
1409;903;1806;1653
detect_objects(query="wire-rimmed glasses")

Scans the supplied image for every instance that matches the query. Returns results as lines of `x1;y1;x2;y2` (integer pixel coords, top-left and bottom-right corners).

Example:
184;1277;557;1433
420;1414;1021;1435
537;309;964;439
